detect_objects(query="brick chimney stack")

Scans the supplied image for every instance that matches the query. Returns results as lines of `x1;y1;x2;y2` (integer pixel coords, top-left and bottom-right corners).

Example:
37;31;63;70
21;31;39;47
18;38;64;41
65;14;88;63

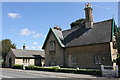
84;3;93;28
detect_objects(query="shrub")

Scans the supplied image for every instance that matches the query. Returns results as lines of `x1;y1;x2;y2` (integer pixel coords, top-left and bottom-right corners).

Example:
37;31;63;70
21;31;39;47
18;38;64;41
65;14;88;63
14;65;102;76
25;65;35;70
13;64;23;69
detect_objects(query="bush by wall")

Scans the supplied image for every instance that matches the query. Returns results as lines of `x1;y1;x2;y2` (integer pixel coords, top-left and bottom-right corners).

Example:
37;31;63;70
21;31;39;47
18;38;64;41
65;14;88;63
25;65;101;76
13;64;23;69
12;65;101;76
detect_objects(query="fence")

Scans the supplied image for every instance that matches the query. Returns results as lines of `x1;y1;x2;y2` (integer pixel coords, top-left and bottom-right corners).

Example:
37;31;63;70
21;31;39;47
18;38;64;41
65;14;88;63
101;65;118;77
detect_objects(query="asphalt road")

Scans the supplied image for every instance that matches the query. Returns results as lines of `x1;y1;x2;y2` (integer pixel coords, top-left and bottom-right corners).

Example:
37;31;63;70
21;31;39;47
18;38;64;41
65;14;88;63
2;68;65;78
1;68;119;80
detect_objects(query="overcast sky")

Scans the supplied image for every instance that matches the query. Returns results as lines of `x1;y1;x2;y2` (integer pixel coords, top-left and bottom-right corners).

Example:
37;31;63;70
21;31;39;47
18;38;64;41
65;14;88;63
2;2;118;50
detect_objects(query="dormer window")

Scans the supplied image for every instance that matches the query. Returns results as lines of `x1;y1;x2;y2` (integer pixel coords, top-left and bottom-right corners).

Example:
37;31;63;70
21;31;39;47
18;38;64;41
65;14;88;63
49;41;55;51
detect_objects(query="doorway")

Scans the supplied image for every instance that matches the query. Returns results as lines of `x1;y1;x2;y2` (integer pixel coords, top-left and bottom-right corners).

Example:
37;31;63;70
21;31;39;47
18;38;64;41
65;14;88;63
9;58;12;67
34;55;41;66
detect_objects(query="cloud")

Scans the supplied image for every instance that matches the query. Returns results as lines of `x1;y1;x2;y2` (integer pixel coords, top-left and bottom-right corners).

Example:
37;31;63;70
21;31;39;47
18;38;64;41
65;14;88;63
19;28;45;38
31;46;42;50
31;46;36;49
20;28;35;36
92;5;111;10
33;33;46;38
8;13;21;18
37;46;42;49
26;46;30;49
32;42;38;45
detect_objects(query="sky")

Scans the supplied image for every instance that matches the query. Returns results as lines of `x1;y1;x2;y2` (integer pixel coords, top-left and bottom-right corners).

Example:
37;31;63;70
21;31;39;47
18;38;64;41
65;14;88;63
2;2;118;50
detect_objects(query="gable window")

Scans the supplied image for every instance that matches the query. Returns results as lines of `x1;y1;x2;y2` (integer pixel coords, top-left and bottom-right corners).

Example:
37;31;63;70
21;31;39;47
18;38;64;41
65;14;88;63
94;55;101;64
49;41;55;51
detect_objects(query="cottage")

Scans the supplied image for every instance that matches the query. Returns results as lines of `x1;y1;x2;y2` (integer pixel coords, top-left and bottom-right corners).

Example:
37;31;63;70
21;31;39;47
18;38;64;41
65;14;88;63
42;3;118;69
5;45;45;67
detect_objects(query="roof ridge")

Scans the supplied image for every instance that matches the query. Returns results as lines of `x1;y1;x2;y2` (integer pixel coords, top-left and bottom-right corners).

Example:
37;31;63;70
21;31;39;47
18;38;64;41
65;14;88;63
62;27;80;32
62;19;112;32
94;19;113;24
12;49;44;51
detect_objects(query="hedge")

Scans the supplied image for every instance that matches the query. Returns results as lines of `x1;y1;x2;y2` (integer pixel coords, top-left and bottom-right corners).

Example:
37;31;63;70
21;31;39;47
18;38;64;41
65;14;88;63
25;65;101;76
13;64;23;69
13;65;101;76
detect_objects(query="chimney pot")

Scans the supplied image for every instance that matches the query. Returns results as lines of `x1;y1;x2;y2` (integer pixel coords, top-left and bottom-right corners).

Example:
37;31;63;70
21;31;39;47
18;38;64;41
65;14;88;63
23;44;26;50
54;26;62;31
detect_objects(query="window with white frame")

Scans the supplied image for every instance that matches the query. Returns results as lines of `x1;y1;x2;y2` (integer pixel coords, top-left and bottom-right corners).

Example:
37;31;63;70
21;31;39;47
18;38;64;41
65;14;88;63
23;59;29;64
94;55;101;64
49;41;55;51
23;59;25;64
28;59;30;64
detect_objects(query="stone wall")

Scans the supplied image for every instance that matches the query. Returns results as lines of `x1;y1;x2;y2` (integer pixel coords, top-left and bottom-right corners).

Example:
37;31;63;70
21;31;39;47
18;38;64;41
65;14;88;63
5;50;44;67
15;59;35;65
5;50;15;67
15;59;23;65
65;43;113;69
44;31;64;66
110;42;118;61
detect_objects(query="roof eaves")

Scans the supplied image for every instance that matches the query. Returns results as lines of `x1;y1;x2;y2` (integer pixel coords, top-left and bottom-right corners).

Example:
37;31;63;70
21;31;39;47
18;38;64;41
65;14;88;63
10;48;16;58
42;28;65;49
111;19;115;42
65;42;110;48
42;28;52;49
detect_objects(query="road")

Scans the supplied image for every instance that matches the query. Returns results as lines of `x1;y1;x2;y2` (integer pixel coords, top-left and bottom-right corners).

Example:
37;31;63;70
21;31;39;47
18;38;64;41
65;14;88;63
2;68;66;78
1;68;119;80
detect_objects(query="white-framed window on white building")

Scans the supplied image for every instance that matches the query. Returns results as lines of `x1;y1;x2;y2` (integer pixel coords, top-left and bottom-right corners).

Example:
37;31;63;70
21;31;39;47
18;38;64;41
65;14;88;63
28;59;30;64
49;41;55;51
23;59;25;64
94;55;101;64
23;59;29;64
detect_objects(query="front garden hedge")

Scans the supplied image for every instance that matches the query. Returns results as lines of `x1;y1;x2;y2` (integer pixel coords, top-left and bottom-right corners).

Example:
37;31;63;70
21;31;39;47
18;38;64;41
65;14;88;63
25;65;101;76
12;65;101;76
13;64;23;69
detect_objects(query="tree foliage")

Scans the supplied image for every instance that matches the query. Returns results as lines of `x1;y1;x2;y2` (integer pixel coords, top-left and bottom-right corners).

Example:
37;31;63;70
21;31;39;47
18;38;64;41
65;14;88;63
70;18;86;28
0;39;16;61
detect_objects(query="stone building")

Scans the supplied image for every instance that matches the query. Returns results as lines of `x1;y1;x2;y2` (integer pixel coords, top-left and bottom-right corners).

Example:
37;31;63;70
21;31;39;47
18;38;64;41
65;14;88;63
5;45;45;67
42;3;118;69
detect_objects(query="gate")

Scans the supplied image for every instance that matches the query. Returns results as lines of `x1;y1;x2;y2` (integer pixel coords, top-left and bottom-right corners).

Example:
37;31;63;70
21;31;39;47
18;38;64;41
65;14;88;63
101;65;118;77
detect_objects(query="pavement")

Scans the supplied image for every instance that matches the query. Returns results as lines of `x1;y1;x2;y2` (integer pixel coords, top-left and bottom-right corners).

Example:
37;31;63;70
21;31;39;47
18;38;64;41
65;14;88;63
2;68;65;78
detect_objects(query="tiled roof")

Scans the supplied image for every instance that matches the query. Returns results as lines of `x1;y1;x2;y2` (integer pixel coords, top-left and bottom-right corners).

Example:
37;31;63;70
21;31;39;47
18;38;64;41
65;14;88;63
11;49;45;58
42;19;114;48
63;19;112;47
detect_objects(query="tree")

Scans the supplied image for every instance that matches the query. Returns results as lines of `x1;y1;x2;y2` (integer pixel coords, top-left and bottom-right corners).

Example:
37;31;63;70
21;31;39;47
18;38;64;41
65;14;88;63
70;18;86;28
0;39;16;67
